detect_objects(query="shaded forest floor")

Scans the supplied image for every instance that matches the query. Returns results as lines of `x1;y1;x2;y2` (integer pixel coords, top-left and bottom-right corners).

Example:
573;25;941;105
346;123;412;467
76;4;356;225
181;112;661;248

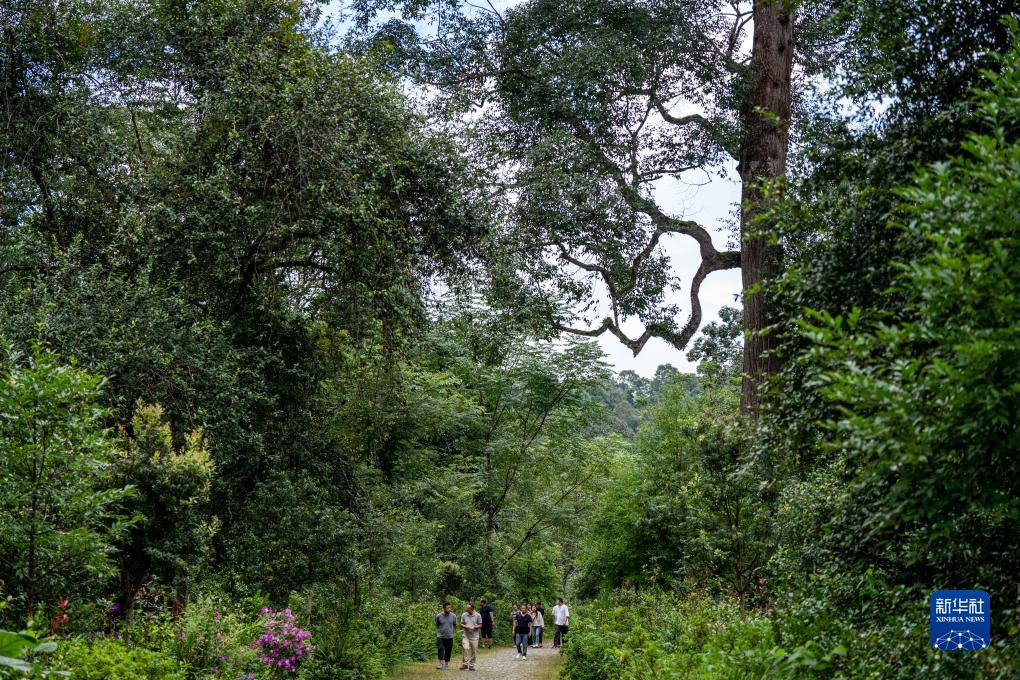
391;643;562;679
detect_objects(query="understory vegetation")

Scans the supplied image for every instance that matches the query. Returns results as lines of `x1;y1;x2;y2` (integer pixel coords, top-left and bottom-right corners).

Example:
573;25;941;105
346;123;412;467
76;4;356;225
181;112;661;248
1;0;1018;678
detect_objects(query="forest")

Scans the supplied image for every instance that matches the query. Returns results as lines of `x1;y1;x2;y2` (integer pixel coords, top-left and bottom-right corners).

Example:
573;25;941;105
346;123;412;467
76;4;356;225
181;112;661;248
0;0;1018;677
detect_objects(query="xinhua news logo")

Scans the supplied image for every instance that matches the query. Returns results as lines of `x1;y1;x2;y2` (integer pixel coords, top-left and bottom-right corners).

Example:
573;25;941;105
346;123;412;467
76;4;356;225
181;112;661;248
930;590;990;651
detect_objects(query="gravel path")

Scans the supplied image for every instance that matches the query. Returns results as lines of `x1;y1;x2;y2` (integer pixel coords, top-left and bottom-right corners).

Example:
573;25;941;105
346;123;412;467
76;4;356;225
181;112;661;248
391;643;562;680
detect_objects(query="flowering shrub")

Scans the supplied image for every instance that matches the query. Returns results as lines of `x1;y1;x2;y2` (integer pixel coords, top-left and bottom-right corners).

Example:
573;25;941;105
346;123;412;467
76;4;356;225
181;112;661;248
49;599;69;637
167;596;263;678
251;608;312;674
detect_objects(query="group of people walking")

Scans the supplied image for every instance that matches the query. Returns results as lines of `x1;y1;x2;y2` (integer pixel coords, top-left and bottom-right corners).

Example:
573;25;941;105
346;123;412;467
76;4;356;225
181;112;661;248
510;599;570;659
434;597;570;671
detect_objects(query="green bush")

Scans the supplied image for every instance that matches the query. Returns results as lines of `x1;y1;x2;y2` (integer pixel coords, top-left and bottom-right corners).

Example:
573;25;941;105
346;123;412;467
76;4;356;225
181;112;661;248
296;593;413;680
0;628;60;679
770;570;1020;679
562;591;780;680
53;638;183;680
0;343;135;617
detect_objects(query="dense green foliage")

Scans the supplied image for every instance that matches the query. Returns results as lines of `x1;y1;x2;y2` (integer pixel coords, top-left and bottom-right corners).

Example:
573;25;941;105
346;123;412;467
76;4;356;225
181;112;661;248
574;383;770;600
563;592;783;679
0;344;134;614
0;628;61;678
113;404;214;613
751;26;1020;676
52;639;182;680
0;0;600;675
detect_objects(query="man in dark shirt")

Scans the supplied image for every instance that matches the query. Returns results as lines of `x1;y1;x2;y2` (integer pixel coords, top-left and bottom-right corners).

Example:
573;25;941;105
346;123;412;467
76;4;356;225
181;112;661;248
512;602;533;660
479;598;495;649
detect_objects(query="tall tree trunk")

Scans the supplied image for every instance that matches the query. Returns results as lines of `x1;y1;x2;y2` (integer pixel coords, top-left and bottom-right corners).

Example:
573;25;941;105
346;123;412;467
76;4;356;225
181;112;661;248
485;507;497;587
173;582;187;617
26;511;36;614
739;0;794;415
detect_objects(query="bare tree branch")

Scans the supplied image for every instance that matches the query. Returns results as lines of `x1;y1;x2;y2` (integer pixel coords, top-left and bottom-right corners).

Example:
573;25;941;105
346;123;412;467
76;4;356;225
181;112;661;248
498;463;603;570
546;111;741;352
554;244;739;355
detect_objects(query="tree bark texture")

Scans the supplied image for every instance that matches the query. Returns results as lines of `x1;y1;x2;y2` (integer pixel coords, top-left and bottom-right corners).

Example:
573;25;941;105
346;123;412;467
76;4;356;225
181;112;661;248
739;0;794;416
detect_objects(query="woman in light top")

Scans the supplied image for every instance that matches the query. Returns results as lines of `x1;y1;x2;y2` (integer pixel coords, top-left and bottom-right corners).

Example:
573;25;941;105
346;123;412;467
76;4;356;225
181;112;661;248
531;604;545;648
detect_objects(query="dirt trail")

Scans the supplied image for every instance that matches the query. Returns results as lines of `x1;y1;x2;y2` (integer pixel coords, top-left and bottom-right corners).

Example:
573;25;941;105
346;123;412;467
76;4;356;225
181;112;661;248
391;642;563;680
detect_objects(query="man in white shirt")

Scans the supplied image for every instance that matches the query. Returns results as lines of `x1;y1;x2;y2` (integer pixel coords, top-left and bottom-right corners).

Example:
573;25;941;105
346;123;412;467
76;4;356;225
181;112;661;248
552;597;570;647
